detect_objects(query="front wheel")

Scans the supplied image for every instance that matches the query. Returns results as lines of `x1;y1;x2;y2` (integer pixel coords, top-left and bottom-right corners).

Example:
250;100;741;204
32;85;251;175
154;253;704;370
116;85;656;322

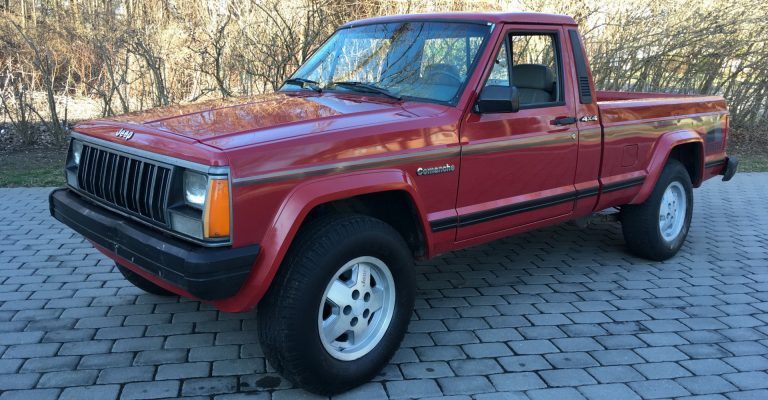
257;214;415;394
621;159;693;261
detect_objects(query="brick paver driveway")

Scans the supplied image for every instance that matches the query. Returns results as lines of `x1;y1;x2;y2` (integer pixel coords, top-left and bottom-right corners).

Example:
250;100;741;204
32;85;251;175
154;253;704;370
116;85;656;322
1;173;767;400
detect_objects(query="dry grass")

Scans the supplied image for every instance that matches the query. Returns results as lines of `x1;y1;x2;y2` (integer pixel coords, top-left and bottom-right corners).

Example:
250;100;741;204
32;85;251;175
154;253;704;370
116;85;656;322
730;128;768;173
0;146;67;187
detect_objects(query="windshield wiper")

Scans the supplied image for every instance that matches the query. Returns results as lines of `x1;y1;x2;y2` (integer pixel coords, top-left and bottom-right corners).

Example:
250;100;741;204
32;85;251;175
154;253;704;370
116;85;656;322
330;81;402;100
283;78;321;92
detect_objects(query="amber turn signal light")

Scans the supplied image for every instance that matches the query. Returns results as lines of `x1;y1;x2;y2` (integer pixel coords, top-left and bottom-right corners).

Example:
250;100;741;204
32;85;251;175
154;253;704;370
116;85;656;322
204;179;231;238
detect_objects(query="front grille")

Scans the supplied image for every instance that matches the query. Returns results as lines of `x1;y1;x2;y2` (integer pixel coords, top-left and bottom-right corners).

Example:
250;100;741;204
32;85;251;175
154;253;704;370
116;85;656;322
76;144;172;225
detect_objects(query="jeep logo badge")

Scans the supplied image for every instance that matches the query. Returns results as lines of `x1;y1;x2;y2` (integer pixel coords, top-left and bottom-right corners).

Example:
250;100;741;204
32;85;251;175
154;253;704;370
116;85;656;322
115;129;134;140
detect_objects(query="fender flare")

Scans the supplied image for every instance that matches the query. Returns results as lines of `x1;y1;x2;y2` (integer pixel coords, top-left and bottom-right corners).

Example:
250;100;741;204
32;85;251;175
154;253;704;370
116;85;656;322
213;168;430;312
630;129;704;205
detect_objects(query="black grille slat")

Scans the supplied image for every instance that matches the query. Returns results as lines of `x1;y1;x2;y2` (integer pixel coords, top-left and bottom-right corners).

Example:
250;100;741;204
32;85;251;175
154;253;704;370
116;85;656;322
155;168;169;223
147;165;158;221
88;147;99;195
107;153;118;203
97;150;108;199
119;155;130;208
75;145;172;226
132;161;143;214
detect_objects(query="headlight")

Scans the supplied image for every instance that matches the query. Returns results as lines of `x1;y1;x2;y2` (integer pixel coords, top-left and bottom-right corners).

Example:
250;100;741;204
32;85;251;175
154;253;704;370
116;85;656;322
183;171;208;208
71;140;83;165
172;171;230;241
66;139;83;187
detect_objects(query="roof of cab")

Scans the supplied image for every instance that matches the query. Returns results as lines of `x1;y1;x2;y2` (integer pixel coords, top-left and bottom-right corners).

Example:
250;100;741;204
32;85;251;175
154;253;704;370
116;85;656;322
341;12;577;28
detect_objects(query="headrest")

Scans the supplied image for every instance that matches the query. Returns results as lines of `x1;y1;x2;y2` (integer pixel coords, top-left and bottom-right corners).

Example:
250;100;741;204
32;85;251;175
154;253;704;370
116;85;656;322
423;63;460;79
512;64;556;92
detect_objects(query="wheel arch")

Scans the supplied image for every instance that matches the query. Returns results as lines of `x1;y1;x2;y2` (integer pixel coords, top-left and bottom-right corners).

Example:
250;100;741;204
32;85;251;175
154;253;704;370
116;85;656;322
630;129;704;205
213;169;431;312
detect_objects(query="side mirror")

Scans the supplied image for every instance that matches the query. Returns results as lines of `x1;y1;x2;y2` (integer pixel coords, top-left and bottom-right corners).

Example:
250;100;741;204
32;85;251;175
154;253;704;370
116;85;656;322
476;85;520;113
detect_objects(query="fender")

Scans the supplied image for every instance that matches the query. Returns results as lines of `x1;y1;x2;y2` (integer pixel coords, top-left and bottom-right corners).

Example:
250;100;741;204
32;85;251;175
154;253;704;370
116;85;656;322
213;169;431;312
629;129;704;205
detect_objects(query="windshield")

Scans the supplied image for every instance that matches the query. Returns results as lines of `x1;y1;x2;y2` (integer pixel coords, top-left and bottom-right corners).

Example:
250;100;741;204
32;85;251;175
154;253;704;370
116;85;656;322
282;21;492;104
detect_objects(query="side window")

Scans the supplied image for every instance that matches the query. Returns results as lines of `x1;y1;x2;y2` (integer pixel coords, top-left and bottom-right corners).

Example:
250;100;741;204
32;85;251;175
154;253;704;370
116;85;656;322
485;42;509;87
483;32;563;107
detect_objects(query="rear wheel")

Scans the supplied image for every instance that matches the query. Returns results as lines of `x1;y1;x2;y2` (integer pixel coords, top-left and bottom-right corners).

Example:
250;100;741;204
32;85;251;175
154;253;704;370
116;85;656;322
116;264;175;296
621;159;693;261
257;214;415;394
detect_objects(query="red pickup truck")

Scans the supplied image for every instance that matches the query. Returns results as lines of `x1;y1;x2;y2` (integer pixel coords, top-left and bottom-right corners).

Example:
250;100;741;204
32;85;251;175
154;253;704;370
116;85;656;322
50;12;737;394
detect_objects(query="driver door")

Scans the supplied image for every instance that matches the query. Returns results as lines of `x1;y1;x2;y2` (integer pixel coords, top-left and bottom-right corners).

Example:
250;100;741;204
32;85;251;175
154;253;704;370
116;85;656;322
456;25;579;241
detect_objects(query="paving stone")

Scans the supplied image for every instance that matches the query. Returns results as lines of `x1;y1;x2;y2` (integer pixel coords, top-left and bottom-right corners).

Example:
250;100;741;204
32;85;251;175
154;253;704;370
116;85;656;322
589;349;644;365
635;346;689;362
121;380;180;399
0;388;60;400
333;383;388;400
0;372;40;390
628;379;690;399
723;355;768;372
97;366;155;384
3;343;60;358
449;358;503;376
634;362;693;379
213;359;263;376
488;372;546;391
722;371;768;390
385;379;442;399
37;369;98;388
462;342;512;358
189;345;240;362
181;376;238;396
58;340;113;355
60;385;120;400
507;339;558;355
551;337;604;352
586;365;645;383
527;387;587;400
544;352;599;368
0;359;22;374
680;359;738;375
401;361;455;379
577;383;641;400
539;368;597;386
437;376;494;396
20;356;79;373
676;375;738;394
497;355;552;372
77;352;134;369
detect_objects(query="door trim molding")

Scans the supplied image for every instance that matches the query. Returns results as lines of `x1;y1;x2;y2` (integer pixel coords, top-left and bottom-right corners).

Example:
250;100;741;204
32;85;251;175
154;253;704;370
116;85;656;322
430;176;645;232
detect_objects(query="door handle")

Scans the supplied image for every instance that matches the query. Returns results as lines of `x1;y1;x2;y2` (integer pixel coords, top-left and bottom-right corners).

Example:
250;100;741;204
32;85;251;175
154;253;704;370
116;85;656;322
552;116;578;126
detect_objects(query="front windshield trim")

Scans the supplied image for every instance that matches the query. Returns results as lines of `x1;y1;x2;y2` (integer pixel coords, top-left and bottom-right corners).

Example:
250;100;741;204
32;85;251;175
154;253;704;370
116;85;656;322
341;18;493;29
280;20;494;107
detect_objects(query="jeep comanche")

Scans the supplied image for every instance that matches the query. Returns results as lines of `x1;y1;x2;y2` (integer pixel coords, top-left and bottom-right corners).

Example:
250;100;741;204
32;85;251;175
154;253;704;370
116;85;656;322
49;12;738;394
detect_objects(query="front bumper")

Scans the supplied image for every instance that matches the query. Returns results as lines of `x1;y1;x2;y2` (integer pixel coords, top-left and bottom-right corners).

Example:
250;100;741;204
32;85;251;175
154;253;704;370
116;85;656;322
49;188;259;300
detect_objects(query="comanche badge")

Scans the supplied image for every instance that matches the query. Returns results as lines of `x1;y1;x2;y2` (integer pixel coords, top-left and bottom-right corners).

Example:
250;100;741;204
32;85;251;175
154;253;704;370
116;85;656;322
416;164;455;176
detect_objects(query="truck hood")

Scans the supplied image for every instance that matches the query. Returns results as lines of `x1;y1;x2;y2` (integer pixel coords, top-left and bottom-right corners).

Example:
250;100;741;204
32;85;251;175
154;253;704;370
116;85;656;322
78;92;447;150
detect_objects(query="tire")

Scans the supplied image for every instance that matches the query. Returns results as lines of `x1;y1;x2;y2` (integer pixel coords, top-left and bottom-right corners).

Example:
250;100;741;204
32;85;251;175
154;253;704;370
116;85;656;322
621;159;693;261
117;264;175;296
257;214;415;395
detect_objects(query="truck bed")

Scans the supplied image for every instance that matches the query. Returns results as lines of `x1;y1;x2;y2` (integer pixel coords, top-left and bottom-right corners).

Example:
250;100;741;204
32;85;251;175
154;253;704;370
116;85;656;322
591;90;729;210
